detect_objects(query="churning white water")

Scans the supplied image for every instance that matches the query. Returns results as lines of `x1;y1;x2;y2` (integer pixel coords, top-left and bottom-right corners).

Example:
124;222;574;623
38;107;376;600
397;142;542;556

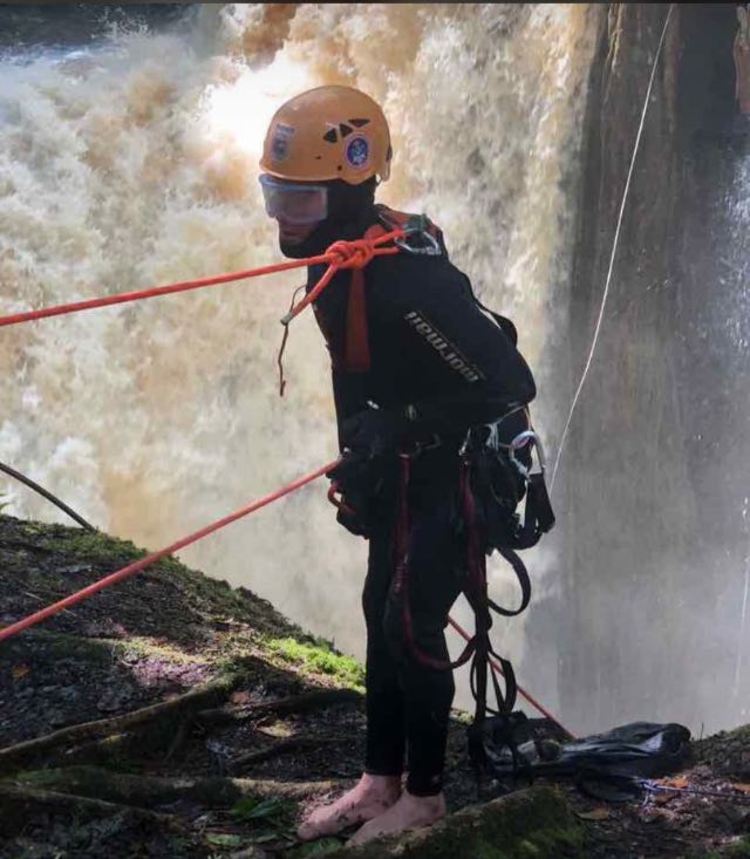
0;4;600;718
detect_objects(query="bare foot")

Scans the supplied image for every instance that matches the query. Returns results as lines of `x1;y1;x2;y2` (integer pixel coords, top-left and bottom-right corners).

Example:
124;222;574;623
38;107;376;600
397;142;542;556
347;788;446;846
296;773;402;841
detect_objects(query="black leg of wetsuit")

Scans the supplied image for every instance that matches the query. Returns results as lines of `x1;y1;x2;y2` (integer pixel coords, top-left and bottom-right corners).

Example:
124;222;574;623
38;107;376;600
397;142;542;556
362;450;464;796
362;526;406;778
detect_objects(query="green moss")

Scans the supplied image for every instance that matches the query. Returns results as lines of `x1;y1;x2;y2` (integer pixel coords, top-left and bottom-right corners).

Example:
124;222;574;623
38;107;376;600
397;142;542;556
468;842;511;859
724;838;750;858
265;635;364;690
38;526;143;560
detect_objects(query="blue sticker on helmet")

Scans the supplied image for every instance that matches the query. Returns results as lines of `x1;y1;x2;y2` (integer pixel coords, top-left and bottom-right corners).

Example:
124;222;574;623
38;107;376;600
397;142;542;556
345;135;369;168
271;123;295;162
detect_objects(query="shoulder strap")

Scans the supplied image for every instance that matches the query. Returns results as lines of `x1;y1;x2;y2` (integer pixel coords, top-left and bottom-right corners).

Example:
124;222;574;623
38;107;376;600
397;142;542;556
344;266;371;373
374;204;448;255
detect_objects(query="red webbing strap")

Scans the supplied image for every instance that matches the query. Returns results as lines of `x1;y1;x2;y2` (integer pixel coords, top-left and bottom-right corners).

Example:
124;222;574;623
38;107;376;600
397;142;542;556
342;222;386;374
344;267;370;372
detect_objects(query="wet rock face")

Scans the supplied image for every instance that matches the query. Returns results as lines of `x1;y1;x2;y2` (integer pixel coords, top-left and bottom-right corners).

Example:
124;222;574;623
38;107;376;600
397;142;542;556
559;4;749;737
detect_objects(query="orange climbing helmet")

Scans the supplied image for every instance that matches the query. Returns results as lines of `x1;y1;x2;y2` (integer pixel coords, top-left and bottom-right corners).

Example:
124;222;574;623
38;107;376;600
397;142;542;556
260;85;392;186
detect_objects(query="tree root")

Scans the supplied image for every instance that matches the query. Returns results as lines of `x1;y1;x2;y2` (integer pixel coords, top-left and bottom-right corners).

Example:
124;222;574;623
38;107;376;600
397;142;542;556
197;688;363;727
229;735;341;773
10;765;343;809
0;782;183;840
0;676;236;775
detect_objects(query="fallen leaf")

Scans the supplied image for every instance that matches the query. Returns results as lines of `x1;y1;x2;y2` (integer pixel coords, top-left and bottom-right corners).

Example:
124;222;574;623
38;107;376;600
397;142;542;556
12;664;30;680
656;775;689;790
205;832;242;847
230;690;252;705
730;782;750;793
576;807;611;821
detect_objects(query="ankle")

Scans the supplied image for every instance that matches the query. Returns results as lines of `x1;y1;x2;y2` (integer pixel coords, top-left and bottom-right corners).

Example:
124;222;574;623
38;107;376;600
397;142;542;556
403;788;446;810
361;772;402;798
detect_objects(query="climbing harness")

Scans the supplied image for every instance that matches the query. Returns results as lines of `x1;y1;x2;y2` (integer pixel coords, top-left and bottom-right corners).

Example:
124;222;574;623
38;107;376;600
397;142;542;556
389;430;557;781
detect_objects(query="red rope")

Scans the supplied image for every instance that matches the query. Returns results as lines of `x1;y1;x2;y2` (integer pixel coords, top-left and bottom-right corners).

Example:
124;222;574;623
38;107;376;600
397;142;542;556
0;256;323;329
0;458;340;643
0;232;405;330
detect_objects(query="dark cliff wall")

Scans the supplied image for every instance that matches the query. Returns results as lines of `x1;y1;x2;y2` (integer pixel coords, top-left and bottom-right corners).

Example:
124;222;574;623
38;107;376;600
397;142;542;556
555;3;747;734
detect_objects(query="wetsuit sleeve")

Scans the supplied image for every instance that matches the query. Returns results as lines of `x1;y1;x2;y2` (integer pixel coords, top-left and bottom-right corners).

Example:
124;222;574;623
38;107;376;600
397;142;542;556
374;261;537;438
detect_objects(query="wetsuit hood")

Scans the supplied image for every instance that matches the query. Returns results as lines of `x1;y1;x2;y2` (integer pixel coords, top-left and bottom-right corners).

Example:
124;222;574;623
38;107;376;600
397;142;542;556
279;178;378;259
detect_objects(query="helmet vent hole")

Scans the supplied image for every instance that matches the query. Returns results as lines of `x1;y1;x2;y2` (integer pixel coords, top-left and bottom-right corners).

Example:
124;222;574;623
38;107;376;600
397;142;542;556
315;155;322;160
350;118;370;127
337;165;343;171
323;128;338;144
339;123;353;138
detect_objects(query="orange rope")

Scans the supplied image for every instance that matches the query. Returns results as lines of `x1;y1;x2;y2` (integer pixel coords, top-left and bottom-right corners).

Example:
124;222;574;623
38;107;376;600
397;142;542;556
0;458;340;643
0;231;404;329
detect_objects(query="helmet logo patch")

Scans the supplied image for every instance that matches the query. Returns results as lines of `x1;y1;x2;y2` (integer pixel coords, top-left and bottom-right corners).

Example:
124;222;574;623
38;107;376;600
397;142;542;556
345;135;369;169
271;123;295;162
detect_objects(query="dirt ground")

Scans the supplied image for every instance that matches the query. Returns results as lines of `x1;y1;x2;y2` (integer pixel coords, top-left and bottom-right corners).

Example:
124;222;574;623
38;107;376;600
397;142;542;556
2;512;750;859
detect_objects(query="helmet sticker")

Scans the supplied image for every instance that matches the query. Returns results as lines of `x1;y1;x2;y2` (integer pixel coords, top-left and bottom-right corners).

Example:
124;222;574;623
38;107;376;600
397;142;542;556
344;135;369;169
271;123;295;162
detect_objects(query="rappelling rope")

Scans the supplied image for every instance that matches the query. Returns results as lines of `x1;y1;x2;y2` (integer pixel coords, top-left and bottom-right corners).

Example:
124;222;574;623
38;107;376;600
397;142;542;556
0;461;95;531
549;4;675;493
0;231;404;330
0;458;339;643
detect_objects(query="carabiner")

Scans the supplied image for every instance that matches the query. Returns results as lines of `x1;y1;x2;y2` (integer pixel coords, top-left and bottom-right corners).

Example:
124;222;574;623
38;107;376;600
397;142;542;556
394;232;442;256
394;215;442;256
508;430;547;477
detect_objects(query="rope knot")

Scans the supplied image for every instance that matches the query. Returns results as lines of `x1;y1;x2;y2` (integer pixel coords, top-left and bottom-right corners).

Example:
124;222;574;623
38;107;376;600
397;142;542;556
325;238;376;270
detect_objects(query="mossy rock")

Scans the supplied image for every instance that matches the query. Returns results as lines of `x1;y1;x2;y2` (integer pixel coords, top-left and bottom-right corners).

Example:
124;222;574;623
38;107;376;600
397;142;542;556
265;635;365;690
324;786;582;859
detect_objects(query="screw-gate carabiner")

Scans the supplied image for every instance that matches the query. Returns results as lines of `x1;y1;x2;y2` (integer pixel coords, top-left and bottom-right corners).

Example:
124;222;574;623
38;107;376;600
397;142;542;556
508;429;547;479
394;215;442;256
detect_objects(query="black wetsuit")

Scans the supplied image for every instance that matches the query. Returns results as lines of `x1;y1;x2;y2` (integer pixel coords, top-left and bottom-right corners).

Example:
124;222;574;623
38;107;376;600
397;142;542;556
307;207;536;796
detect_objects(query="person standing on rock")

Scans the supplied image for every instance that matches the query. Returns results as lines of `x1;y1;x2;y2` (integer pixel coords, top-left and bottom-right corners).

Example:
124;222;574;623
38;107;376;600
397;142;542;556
258;85;536;845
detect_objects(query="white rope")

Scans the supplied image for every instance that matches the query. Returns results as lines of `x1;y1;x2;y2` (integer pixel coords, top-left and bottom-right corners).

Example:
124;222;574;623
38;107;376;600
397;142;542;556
549;4;675;493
